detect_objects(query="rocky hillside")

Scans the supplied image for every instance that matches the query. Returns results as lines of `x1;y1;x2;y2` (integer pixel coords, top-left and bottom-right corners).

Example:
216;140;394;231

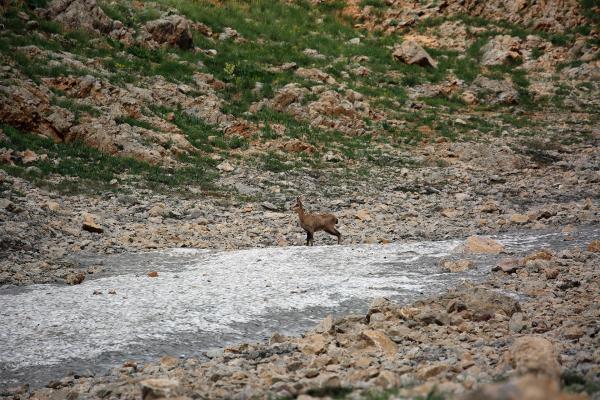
0;0;599;396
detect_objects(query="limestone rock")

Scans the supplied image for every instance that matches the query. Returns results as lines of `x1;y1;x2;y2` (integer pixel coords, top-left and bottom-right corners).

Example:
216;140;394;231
439;259;474;272
43;0;114;34
510;214;529;224
392;40;437;68
450;287;521;320
508;312;530;333
492;257;522;273
82;213;103;233
143;15;194;49
65;271;85;285
295;68;336;84
463;375;582;400
361;329;398;358
469;76;519;105
506;335;560;379
481;35;522;66
139;378;182;400
587;240;600;252
463;236;504;254
299;334;327;355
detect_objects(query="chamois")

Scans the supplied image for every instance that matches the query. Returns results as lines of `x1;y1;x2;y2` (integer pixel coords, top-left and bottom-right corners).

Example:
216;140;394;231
292;196;341;246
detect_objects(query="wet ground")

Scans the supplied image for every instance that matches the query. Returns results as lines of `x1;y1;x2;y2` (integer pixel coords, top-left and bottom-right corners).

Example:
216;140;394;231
1;227;597;389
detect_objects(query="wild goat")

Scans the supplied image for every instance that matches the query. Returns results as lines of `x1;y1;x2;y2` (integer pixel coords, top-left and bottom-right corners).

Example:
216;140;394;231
292;196;341;246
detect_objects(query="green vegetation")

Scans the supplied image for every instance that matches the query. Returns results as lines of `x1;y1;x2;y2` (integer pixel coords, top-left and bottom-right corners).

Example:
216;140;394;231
115;116;158;131
0;125;218;195
0;0;594;191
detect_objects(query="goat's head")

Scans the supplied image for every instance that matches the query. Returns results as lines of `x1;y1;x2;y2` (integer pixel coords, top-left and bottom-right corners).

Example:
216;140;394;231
291;196;304;212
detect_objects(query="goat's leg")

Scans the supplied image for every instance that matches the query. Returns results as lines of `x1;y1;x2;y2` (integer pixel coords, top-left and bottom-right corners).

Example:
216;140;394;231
305;231;313;246
325;228;342;244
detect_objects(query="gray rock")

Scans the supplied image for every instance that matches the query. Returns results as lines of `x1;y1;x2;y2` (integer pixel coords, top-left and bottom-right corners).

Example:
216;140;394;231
508;312;530;333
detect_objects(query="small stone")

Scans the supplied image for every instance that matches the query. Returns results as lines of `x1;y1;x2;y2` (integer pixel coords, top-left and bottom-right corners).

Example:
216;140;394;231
440;258;474;272
462;91;477;105
46;201;60;212
355;209;372;221
492;257;522;273
417;363;448;379
217;161;235;172
361;329;398;358
65;272;85;285
587;240;600;252
462;236;504;254
562;326;585;340
20;149;38;163
261;201;279;211
510;213;529;224
507;335;560;379
544;268;559;280
147;271;159;278
82;213;103;233
508;312;529;333
139;378;182;400
300;334;327;355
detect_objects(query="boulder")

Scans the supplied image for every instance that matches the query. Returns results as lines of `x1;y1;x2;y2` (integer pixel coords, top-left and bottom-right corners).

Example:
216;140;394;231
587;240;600;252
0;81;55;138
492;257;522;273
440;259;474;272
82;213;103;233
143;15;194;49
510;214;529;224
480;35;522;66
469;76;519;105
299;334;327;355
295;68;336;84
392;40;437;68
505;335;560;379
216;161;235;172
361;330;398;358
65;271;85;285
43;0;113;34
463;374;582;400
463;236;504;254
449;287;521;321
139;378;182;400
508;312;530;333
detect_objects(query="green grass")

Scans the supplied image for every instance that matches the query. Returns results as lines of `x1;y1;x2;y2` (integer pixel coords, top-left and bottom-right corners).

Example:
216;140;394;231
261;151;294;172
114;116;158;131
2;0;591;184
359;0;387;8
51;97;101;122
0;125;218;195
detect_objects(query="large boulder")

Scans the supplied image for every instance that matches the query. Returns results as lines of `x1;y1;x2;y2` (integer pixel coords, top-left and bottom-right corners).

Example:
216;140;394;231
392;40;437;68
0;79;75;140
481;35;522;66
446;287;521;321
504;335;561;379
462;236;505;254
462;374;582;400
469;76;519;105
143;15;194;49
42;0;114;34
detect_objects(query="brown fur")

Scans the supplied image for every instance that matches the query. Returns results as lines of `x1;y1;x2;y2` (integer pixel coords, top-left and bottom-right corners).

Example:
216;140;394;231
292;197;341;246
